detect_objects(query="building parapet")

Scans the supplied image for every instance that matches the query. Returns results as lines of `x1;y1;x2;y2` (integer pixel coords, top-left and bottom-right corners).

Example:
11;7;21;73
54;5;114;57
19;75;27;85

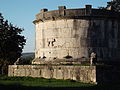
33;5;120;23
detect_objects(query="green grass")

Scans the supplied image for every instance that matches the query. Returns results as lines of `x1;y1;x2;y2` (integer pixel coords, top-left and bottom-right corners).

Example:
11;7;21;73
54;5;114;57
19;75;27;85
0;76;94;87
0;76;120;90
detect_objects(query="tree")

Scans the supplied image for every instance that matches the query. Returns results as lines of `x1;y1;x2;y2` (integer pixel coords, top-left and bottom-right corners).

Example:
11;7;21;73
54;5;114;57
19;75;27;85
0;13;26;75
107;0;120;11
99;0;120;11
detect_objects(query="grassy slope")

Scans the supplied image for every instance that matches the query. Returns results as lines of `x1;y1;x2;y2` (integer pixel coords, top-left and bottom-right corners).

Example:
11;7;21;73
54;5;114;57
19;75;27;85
0;76;120;90
0;76;94;87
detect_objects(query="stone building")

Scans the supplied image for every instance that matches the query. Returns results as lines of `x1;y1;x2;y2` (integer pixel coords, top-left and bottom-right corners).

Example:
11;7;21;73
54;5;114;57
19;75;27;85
8;5;120;84
33;5;120;63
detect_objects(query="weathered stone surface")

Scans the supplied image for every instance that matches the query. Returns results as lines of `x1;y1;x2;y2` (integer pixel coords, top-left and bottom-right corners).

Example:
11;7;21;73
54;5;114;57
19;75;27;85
9;5;120;84
33;5;120;64
8;65;120;83
33;5;120;22
8;65;96;83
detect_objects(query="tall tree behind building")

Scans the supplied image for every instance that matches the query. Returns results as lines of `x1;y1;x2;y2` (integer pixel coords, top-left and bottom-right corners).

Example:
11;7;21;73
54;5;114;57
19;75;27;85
107;0;120;11
99;0;120;11
0;13;26;75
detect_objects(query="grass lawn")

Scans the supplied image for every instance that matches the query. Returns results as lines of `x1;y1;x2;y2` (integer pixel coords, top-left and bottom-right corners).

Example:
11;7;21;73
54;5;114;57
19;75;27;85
0;76;120;90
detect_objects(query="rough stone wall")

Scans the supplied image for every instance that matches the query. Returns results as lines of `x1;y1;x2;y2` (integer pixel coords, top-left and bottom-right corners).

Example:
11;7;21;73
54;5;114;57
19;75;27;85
8;65;96;83
35;19;90;59
35;18;120;61
86;18;120;61
34;5;120;62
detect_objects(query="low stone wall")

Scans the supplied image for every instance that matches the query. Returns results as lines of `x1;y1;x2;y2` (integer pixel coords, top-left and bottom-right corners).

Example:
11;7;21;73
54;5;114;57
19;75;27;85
8;65;96;83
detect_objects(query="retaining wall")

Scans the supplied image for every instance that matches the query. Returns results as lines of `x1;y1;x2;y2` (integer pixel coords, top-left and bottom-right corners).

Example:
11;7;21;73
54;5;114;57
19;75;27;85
8;65;96;83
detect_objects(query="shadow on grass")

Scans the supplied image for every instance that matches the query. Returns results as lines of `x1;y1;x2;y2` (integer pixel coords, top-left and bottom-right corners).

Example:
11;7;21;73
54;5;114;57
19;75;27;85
0;83;120;90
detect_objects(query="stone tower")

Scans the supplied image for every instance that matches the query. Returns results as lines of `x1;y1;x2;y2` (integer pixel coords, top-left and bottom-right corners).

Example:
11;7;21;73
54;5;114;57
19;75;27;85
33;5;120;63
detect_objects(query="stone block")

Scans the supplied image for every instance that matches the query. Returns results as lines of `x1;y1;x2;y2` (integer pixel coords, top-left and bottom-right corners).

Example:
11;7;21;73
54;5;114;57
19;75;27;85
8;65;97;83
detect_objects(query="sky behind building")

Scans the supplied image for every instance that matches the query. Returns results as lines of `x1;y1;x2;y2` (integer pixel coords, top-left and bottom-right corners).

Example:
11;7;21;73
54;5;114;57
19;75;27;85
0;0;110;53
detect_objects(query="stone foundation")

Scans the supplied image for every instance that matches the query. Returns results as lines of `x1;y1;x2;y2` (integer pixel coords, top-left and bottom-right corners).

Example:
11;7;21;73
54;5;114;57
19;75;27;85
8;65;120;84
8;65;96;83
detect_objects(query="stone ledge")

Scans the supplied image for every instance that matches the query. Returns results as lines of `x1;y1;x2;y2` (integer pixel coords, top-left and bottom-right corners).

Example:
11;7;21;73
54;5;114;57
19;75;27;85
33;5;120;23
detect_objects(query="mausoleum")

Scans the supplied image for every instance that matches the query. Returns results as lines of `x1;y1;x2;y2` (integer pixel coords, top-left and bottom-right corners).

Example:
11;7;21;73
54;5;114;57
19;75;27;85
8;5;120;84
33;5;120;63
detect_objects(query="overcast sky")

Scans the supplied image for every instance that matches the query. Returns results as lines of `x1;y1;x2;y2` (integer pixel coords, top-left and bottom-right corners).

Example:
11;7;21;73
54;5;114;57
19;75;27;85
0;0;110;53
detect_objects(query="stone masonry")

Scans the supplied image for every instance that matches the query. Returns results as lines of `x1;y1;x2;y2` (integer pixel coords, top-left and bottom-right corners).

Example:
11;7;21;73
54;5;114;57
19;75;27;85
8;65;120;83
8;5;120;84
33;5;120;63
8;65;96;83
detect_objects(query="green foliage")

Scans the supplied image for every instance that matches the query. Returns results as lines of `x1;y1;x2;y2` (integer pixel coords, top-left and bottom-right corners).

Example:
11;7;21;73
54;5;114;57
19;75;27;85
61;63;73;65
0;13;26;62
99;0;120;11
20;53;35;65
0;13;26;75
107;0;120;11
21;57;32;65
0;59;9;75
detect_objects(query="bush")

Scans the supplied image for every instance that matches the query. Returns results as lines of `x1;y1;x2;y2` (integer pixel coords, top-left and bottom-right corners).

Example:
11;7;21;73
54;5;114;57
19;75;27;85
64;55;72;59
21;58;32;65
